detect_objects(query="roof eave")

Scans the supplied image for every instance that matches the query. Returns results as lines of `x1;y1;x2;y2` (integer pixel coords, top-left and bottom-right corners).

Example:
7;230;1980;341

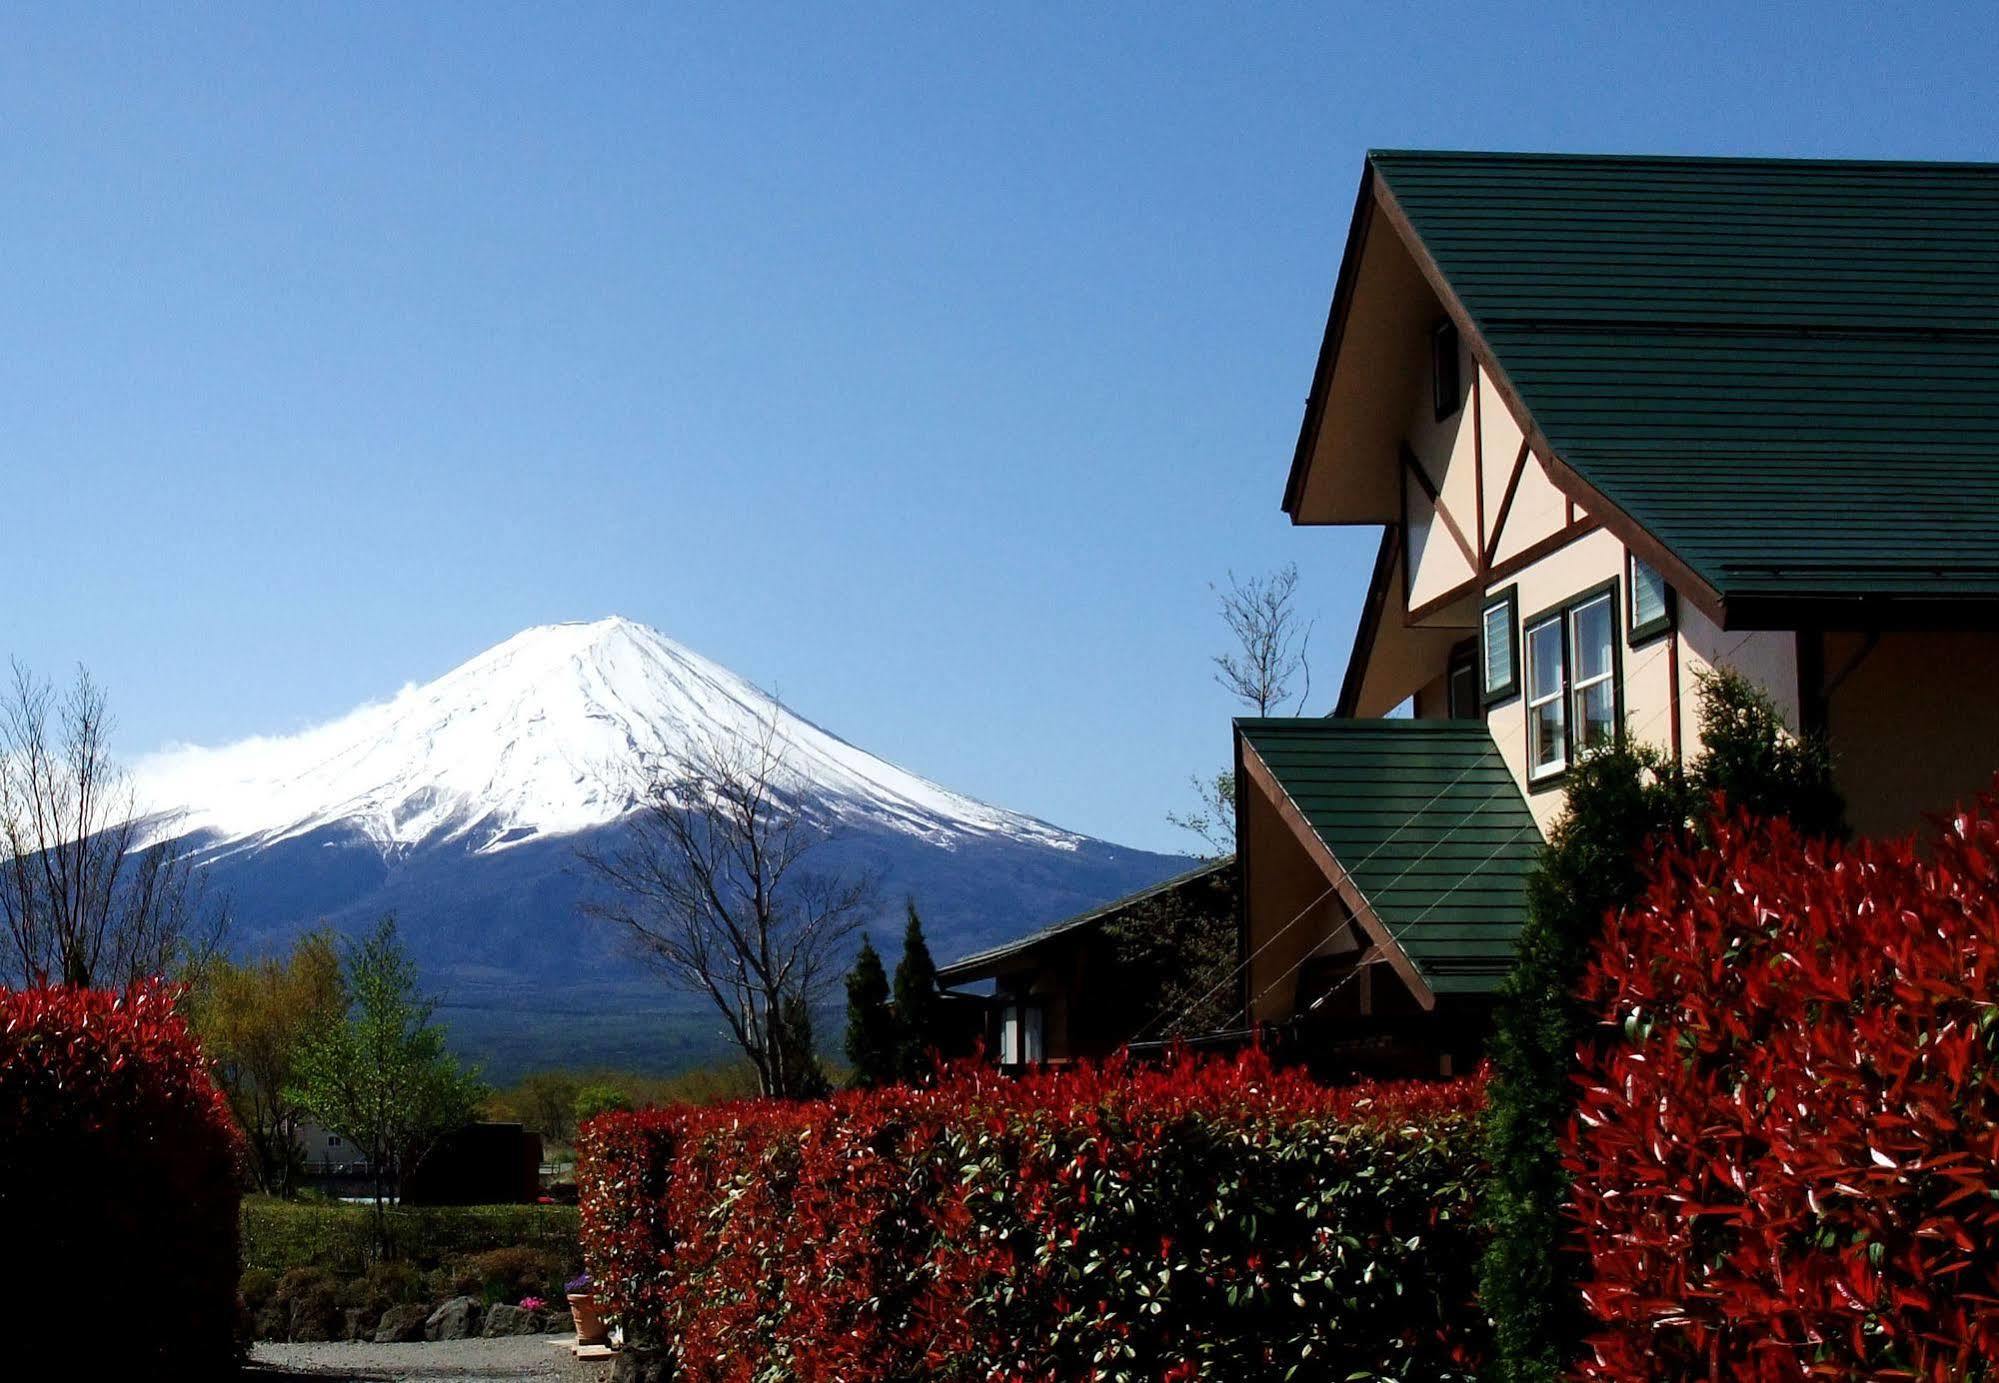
1282;157;1380;520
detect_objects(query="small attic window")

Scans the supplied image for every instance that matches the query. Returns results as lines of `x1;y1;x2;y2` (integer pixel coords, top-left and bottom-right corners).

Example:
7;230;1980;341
1431;319;1461;420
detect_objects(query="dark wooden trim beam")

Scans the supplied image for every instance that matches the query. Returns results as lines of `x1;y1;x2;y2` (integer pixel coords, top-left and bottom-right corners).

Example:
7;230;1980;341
1237;739;1437;1012
1472;368;1486;557
1406;517;1603;628
1482;440;1530;570
1488;517;1602;586
1400;445;1479;573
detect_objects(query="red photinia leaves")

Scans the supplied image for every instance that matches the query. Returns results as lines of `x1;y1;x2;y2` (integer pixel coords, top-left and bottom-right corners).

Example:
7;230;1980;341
1566;789;1999;1381
0;981;245;1372
576;1049;1489;1381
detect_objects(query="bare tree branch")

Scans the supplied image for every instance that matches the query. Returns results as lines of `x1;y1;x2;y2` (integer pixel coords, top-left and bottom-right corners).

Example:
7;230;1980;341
576;704;879;1097
0;661;229;988
1211;564;1314;717
1169;566;1315;854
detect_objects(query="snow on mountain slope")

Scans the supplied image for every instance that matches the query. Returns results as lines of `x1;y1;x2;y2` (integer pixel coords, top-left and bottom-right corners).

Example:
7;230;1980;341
135;617;1081;859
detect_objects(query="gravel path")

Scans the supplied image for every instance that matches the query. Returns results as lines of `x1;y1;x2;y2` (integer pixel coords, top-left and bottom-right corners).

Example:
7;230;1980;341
246;1338;614;1382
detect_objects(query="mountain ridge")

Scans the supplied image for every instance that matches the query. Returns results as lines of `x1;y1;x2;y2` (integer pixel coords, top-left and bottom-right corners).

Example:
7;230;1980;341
135;617;1188;1076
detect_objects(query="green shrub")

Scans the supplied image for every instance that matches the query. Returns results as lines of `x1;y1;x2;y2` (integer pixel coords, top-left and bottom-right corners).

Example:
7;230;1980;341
451;1245;564;1305
275;1266;342;1342
239;1266;278;1317
240;1198;582;1278
335;1260;427;1317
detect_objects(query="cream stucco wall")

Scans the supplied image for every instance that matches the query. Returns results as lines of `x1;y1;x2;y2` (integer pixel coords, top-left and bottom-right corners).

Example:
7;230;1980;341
1241;776;1358;1024
1460;526;1799;832
1402;334;1481;611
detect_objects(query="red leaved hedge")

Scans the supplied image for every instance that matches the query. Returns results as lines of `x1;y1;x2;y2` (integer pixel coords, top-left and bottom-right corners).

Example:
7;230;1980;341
0;982;244;1374
1567;798;1999;1380
579;1050;1487;1381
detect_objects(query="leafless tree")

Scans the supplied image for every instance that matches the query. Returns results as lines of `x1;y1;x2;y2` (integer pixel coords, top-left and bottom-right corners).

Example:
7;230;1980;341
577;707;878;1098
1211;564;1313;715
1168;565;1315;853
1165;769;1236;859
0;662;228;988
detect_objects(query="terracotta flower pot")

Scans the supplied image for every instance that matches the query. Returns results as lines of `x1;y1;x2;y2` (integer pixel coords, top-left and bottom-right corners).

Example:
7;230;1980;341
568;1290;610;1346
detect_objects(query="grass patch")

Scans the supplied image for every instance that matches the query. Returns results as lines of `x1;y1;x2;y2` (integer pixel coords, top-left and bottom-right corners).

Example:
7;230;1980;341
242;1196;582;1279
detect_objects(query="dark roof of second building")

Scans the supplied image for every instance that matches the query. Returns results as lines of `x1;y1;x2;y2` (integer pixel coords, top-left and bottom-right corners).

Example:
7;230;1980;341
1369;149;1999;614
936;855;1233;985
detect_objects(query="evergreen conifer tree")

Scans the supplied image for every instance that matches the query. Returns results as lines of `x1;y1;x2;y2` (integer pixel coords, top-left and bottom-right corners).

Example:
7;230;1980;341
1480;668;1846;1380
891;902;944;1083
843;936;897;1088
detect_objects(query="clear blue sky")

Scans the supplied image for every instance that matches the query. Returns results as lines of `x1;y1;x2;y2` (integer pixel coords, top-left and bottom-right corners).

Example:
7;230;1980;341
3;4;1993;853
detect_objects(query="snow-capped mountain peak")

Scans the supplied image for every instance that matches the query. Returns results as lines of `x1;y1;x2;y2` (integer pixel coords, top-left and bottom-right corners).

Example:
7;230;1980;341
135;617;1077;858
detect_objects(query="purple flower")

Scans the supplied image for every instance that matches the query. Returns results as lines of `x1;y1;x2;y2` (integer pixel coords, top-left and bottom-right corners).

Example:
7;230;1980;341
566;1273;593;1294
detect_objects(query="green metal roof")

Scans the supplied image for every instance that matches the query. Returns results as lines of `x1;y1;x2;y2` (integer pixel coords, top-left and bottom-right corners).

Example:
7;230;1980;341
1369;150;1999;612
936;856;1231;985
1237;717;1540;994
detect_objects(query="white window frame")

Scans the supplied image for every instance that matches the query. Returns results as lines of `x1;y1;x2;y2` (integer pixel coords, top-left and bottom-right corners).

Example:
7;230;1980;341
1524;614;1567;780
1522;582;1623;788
1568;592;1618;757
1480;586;1520;705
1626;552;1674;645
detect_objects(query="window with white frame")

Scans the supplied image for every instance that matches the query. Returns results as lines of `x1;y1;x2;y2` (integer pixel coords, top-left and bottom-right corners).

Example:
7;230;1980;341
1524;615;1566;776
1523;585;1620;784
1626;553;1673;644
999;1000;1045;1066
1480;587;1519;704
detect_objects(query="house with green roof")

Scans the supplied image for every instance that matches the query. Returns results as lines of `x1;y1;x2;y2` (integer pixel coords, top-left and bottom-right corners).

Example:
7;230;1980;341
1235;150;1999;1077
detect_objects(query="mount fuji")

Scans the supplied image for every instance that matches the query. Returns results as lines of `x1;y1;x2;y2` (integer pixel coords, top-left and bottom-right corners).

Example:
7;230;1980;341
136;618;1187;1076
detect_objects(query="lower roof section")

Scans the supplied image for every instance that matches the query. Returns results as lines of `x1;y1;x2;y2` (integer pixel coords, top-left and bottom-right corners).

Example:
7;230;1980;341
936;855;1233;986
1236;717;1541;995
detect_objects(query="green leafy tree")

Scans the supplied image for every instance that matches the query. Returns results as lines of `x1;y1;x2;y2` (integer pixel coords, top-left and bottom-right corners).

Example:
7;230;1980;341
185;927;345;1195
573;1081;633;1125
290;915;484;1253
891;903;944;1082
1480;669;1846;1380
493;1070;585;1145
843;936;898;1088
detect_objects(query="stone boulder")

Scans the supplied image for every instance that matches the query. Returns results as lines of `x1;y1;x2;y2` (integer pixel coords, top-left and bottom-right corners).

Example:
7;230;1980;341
374;1303;429;1344
482;1303;546;1337
425;1295;483;1340
342;1307;373;1341
611;1353;670;1383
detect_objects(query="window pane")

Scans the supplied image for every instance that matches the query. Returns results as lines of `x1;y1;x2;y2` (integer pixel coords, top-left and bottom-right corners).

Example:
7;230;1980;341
1000;1008;1020;1065
1482;602;1512;692
1630;557;1669;629
1526;619;1563;701
1575;679;1616;751
1572;595;1614;683
1531;697;1566;770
